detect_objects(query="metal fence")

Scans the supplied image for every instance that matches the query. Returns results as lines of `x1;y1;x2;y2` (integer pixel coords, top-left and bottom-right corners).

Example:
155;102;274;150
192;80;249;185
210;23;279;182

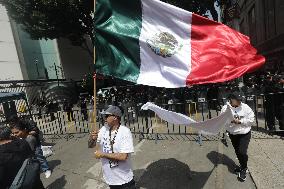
0;80;283;140
35;92;283;141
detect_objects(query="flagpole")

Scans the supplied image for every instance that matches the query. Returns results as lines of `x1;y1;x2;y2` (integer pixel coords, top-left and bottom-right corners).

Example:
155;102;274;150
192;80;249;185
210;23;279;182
87;0;98;149
93;66;97;130
93;0;97;131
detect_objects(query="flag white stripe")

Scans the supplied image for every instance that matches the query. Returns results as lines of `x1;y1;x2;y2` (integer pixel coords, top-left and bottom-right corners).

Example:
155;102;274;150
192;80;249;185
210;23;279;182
137;0;192;88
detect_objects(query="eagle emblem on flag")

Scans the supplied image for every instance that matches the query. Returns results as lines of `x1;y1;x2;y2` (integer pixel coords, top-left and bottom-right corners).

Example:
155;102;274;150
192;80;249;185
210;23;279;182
146;32;182;58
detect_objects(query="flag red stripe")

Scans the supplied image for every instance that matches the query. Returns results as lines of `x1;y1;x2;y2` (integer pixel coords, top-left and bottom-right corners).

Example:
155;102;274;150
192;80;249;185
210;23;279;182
187;13;265;85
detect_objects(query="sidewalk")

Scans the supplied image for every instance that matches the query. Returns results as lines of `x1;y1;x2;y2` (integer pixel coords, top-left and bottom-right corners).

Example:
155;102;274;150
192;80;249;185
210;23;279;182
248;134;284;189
41;133;257;189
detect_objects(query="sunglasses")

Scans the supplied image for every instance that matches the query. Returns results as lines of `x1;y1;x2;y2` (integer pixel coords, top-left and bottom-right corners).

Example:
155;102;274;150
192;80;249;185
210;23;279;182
105;114;115;118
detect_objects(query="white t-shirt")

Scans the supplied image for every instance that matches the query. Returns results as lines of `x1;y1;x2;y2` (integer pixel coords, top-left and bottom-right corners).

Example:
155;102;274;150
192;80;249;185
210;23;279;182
97;125;134;185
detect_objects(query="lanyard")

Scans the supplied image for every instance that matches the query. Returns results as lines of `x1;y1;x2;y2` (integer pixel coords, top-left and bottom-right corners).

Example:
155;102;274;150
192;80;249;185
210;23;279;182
109;126;120;153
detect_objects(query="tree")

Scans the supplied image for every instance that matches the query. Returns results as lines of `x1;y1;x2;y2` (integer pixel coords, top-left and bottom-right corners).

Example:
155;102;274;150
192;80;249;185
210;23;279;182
0;0;219;59
0;0;94;58
162;0;220;21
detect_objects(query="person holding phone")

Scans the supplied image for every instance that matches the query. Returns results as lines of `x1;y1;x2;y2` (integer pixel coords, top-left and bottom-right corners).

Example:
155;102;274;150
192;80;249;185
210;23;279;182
88;105;135;189
221;92;255;182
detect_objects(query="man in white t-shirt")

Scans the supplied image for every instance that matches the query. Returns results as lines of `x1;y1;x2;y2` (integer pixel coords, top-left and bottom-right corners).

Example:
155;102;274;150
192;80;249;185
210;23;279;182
88;105;136;189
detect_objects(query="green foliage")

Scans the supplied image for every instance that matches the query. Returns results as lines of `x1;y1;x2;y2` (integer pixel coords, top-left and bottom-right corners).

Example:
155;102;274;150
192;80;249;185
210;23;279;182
162;0;219;21
0;0;94;46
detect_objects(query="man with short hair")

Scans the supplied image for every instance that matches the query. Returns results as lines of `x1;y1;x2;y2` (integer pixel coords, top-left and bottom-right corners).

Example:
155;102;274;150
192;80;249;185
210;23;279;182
89;105;135;189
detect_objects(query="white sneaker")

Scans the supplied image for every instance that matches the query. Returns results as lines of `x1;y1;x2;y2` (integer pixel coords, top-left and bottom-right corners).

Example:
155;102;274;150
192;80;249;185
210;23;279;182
44;170;52;178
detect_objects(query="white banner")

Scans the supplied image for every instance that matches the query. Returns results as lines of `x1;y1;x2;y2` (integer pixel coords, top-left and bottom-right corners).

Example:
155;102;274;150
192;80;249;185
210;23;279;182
141;102;233;135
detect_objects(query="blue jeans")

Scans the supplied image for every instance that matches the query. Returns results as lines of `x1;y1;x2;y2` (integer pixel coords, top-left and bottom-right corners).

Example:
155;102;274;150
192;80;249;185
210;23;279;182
35;146;50;172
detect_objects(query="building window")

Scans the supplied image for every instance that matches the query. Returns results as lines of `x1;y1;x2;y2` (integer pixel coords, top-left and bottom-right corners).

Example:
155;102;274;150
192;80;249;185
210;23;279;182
248;5;257;44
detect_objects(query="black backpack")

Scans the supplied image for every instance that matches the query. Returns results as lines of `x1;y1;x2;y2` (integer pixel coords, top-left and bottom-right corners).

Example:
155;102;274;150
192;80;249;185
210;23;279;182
9;157;41;189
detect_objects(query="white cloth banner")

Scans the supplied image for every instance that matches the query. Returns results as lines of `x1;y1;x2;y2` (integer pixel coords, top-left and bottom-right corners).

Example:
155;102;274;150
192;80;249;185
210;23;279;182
141;102;233;135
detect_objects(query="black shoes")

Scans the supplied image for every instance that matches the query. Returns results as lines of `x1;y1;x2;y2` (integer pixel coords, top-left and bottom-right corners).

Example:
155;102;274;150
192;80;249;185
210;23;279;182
234;167;241;174
238;168;248;182
234;166;248;182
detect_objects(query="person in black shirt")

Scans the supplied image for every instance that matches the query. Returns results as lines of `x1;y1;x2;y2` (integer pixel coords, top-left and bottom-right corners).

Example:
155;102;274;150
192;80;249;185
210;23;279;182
9;117;52;178
67;103;74;122
0;125;32;189
80;98;88;121
264;74;284;131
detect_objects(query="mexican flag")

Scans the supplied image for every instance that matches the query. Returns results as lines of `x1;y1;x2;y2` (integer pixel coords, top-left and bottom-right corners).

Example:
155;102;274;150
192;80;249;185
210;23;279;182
95;0;265;88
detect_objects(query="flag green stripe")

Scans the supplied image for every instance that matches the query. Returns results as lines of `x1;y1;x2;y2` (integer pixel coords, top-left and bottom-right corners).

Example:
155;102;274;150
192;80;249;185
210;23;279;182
94;0;142;83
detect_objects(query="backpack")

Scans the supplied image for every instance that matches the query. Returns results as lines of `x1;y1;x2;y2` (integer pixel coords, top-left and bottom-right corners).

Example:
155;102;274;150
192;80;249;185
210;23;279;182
9;157;40;189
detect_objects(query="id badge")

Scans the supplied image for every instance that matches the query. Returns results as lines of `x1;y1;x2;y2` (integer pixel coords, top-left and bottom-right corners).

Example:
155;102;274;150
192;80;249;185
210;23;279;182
109;160;119;168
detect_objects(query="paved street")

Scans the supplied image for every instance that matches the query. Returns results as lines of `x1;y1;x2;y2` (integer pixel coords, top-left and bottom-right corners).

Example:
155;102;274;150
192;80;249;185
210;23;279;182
32;109;284;189
40;131;283;189
248;137;284;189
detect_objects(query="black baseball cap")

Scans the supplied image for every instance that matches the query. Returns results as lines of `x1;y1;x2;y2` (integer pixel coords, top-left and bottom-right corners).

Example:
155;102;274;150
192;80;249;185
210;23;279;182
228;91;243;101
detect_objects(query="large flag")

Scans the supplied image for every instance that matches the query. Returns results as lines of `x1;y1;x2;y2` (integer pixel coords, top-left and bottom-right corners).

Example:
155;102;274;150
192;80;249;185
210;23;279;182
141;102;233;135
95;0;265;88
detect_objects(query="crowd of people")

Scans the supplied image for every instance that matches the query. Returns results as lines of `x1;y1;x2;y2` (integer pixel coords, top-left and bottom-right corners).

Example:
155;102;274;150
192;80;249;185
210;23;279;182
9;72;281;131
31;96;94;122
97;73;284;131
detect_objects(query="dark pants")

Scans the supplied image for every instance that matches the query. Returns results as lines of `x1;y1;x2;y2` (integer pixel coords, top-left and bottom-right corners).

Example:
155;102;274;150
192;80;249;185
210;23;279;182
109;179;136;189
82;110;88;121
265;94;284;130
229;131;251;169
35;146;50;172
67;111;73;121
50;112;55;121
34;177;45;189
